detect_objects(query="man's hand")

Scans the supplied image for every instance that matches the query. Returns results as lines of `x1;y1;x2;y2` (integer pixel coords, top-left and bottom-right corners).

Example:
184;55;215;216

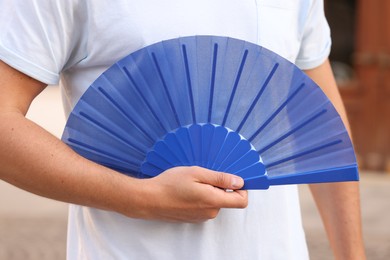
132;166;248;222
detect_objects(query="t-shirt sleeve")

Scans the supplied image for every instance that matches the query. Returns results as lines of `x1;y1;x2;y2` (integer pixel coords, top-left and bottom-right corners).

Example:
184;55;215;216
295;0;331;70
0;0;88;85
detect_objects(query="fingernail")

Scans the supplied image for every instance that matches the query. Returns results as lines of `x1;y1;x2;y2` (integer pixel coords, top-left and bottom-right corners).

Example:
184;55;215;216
231;177;243;189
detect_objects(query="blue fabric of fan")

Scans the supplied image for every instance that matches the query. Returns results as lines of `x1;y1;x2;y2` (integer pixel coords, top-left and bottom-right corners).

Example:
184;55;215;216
62;35;359;189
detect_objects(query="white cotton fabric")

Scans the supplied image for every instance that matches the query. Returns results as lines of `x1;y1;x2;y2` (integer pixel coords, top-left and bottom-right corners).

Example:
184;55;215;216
0;0;331;259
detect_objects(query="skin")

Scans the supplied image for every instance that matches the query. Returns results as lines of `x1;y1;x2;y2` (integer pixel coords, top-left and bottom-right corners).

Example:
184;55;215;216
0;59;365;257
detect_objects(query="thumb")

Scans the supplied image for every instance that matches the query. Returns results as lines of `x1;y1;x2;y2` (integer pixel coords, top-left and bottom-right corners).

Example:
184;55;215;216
192;167;244;190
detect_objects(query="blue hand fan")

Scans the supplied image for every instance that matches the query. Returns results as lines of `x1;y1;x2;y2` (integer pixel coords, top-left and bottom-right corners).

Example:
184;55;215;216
61;35;359;189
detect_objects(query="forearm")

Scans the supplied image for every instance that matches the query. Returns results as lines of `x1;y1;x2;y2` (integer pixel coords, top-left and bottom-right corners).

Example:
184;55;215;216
0;110;146;216
309;182;365;259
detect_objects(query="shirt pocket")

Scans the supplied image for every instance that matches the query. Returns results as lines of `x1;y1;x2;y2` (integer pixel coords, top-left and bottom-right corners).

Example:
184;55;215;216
256;1;300;62
257;0;294;9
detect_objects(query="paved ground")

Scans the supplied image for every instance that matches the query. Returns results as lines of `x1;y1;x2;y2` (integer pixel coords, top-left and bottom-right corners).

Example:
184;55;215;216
0;87;389;259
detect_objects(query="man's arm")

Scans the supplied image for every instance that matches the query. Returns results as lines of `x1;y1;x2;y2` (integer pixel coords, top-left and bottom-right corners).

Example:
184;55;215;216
304;60;366;259
0;61;247;222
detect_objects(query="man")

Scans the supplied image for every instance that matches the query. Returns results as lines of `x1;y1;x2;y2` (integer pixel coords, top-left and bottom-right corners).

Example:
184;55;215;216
0;0;365;259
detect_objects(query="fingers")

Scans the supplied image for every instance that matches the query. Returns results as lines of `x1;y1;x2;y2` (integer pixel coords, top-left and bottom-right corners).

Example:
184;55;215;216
191;166;244;190
189;166;248;209
208;188;248;209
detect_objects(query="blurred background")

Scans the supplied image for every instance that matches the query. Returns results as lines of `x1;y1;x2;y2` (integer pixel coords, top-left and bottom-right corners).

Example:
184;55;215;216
0;0;389;259
325;0;390;172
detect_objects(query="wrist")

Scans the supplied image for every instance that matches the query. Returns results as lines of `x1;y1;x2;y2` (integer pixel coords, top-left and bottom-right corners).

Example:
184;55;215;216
105;173;158;219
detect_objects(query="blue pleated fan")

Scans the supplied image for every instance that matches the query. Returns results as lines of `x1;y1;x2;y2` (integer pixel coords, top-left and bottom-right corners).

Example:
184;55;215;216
61;35;359;189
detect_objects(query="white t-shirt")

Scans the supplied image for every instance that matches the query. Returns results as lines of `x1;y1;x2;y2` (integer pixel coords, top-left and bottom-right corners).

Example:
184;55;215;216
0;1;331;259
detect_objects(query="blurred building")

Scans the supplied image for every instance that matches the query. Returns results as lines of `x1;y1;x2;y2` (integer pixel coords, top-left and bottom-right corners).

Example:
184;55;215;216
325;0;390;172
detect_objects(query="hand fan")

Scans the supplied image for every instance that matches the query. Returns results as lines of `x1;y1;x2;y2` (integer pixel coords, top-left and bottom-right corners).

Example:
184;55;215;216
61;35;359;189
